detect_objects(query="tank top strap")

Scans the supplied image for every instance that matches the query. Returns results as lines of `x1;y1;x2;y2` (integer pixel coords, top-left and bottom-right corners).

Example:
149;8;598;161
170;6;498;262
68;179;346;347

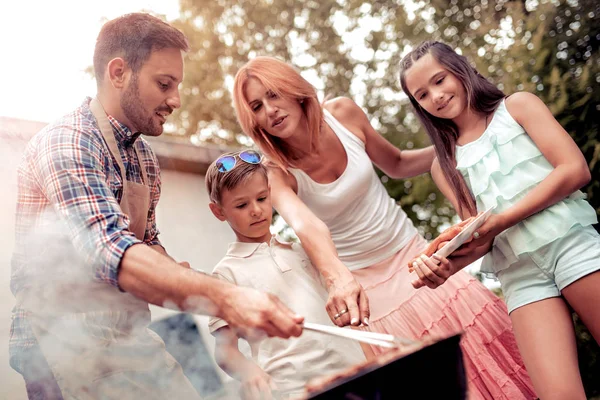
288;166;310;195
322;109;365;150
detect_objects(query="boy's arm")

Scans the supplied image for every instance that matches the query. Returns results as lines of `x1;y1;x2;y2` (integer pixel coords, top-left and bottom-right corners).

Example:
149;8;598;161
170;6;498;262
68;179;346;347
214;326;262;379
214;327;276;398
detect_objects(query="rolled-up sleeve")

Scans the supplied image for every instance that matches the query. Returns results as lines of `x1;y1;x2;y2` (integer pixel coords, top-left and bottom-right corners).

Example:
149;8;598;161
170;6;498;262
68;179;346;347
34;125;141;288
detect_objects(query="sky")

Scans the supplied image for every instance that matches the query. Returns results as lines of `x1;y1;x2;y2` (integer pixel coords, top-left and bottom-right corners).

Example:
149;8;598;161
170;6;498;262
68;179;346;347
0;0;180;123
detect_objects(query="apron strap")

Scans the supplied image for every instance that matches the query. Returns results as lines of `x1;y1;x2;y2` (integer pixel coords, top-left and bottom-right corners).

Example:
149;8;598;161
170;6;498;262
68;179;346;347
133;141;149;186
89;98;131;205
89;98;151;241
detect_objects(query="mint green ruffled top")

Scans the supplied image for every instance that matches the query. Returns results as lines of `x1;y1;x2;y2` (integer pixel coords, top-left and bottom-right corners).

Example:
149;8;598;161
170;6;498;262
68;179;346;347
455;99;598;275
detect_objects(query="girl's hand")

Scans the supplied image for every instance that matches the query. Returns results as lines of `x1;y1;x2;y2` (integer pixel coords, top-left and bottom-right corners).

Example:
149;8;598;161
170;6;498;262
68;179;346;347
240;368;277;400
453;213;509;257
410;254;460;289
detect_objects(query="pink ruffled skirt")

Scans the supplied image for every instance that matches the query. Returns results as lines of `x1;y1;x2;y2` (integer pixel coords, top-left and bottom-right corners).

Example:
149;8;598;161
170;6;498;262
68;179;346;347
352;234;537;400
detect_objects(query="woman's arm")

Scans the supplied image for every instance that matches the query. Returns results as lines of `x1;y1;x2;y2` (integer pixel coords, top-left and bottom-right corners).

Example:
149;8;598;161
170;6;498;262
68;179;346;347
325;97;436;178
469;92;592;247
269;167;369;327
214;327;275;399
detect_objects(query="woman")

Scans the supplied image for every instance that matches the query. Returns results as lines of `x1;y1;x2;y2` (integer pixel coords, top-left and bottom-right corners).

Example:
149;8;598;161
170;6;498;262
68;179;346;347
232;56;536;399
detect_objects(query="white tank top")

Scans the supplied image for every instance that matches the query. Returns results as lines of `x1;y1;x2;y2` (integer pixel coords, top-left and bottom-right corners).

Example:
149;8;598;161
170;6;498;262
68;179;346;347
289;109;418;270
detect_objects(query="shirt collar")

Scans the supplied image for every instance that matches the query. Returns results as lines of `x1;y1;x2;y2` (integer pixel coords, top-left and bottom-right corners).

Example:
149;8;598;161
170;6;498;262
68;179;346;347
226;235;294;258
106;115;141;148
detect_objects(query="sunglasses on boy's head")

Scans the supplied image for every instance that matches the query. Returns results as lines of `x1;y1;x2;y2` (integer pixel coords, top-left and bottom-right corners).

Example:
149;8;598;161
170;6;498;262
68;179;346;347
216;150;263;173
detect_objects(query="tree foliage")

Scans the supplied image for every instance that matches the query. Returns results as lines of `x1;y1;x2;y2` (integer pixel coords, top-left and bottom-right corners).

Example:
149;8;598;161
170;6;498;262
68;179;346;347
170;0;599;239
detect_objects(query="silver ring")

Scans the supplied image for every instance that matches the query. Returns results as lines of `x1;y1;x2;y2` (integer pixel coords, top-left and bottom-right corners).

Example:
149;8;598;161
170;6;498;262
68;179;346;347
473;231;480;239
333;309;348;320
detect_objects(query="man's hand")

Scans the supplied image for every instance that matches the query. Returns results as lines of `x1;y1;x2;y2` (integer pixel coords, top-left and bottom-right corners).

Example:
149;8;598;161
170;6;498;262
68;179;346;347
219;286;304;340
325;271;370;328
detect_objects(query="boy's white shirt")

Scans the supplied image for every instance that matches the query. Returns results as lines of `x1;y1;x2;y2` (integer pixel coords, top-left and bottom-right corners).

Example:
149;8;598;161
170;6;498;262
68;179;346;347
209;235;366;393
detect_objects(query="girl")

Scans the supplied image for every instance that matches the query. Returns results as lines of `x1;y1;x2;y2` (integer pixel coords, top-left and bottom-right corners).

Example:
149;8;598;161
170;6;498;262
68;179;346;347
400;40;600;400
231;56;536;399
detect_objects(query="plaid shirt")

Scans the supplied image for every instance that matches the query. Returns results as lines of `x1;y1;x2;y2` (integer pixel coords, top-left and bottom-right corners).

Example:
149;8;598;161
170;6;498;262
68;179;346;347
10;97;162;373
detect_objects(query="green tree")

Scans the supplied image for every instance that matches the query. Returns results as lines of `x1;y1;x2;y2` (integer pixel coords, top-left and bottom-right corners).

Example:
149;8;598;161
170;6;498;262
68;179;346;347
169;0;599;238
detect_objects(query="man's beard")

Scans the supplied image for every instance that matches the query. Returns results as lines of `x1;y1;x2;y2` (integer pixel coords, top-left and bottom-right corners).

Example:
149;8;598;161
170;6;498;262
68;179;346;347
121;74;163;136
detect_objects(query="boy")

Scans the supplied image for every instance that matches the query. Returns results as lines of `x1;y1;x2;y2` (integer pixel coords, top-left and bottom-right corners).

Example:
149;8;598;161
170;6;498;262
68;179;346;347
206;150;366;399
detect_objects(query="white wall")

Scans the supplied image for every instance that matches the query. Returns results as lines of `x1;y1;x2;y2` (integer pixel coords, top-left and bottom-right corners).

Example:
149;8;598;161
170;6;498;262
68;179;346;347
0;138;234;399
154;169;234;272
150;169;235;386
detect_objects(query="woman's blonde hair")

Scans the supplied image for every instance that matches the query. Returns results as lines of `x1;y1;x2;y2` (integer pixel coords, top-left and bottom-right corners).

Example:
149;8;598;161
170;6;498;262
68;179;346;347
233;56;323;170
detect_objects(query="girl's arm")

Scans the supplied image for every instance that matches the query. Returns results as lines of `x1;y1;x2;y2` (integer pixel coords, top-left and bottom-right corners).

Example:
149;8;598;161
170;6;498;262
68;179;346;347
325;97;436;178
214;327;275;398
470;92;591;247
410;159;492;289
268;167;369;327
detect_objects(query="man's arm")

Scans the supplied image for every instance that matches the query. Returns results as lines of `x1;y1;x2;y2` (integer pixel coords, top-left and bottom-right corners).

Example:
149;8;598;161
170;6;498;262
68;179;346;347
36;125;302;338
119;243;303;338
149;244;190;268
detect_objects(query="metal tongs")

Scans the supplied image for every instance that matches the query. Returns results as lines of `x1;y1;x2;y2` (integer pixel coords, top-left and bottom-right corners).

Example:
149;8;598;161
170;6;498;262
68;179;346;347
303;322;417;349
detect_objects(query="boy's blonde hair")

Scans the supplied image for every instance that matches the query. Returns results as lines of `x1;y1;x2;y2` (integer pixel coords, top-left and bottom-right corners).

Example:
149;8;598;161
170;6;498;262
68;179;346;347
205;151;269;204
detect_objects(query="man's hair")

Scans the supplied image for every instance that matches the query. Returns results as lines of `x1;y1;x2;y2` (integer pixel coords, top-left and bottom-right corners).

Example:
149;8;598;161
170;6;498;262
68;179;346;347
205;151;269;204
93;13;190;83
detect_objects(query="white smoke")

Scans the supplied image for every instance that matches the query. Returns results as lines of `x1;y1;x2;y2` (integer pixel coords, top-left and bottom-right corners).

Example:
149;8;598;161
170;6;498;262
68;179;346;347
0;130;226;399
1;128;362;400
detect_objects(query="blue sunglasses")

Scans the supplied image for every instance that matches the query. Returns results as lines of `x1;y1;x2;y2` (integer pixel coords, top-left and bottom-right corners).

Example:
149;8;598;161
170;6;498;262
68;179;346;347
216;150;263;173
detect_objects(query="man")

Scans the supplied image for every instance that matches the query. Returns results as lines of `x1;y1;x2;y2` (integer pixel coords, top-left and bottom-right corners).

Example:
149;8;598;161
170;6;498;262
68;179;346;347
10;13;303;399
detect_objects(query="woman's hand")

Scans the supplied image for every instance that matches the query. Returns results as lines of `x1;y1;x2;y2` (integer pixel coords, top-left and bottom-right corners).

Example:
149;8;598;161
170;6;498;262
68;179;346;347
325;271;370;327
240;367;277;400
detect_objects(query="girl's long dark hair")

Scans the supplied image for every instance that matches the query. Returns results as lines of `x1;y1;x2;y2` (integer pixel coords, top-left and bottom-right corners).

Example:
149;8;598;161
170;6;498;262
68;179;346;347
399;41;505;217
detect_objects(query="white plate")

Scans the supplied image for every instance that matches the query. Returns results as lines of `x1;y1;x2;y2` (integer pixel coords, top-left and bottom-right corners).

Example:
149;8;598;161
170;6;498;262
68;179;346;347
432;206;496;261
